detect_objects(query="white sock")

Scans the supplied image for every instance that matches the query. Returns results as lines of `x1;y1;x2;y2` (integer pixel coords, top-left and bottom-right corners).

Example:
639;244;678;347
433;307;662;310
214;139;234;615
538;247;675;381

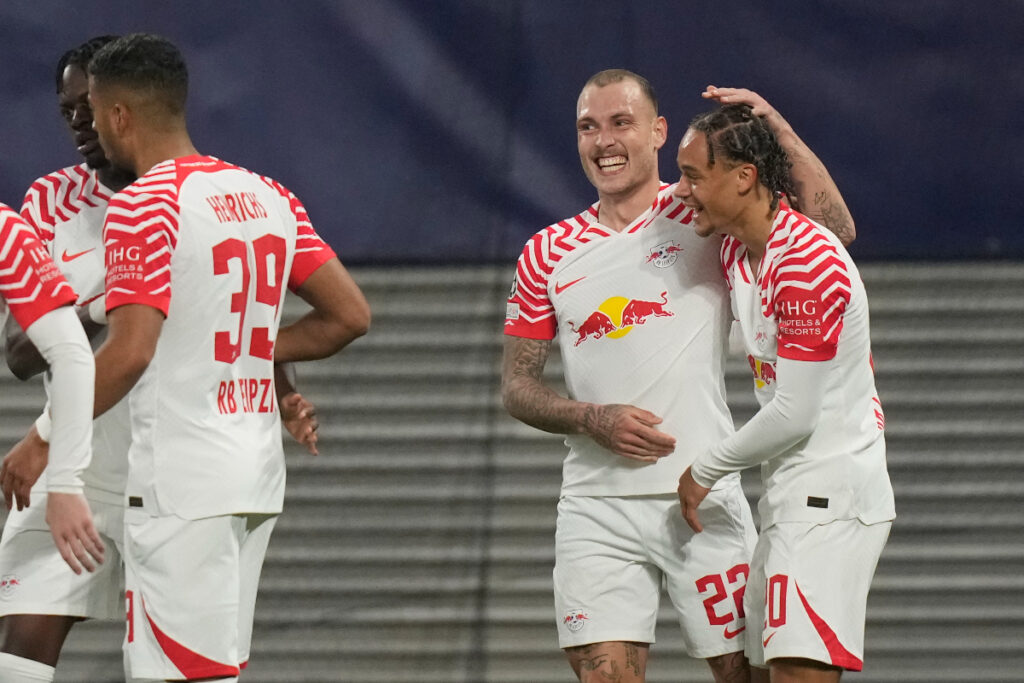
0;653;55;682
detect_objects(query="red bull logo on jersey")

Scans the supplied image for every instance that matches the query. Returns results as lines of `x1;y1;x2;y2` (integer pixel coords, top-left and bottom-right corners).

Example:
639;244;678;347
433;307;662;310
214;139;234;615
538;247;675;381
646;240;684;268
748;354;776;389
563;608;589;633
0;574;21;598
567;292;673;346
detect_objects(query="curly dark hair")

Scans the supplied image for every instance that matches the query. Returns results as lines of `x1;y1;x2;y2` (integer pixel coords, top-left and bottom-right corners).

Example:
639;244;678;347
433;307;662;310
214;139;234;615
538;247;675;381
54;35;119;93
88;33;188;116
688;104;794;210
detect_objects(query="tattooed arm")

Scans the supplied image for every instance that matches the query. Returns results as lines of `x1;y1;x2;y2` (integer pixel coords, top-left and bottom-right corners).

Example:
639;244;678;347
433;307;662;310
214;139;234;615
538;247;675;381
501;335;675;462
703;86;856;246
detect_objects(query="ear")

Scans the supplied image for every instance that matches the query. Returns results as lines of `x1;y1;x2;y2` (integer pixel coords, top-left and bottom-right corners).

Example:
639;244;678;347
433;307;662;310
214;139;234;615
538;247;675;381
111;102;131;137
735;163;758;195
652;115;668;151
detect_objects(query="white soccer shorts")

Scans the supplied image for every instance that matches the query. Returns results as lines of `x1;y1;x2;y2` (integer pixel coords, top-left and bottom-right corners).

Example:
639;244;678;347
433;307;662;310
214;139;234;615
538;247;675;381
744;518;891;671
553;479;757;658
122;510;276;681
0;493;124;620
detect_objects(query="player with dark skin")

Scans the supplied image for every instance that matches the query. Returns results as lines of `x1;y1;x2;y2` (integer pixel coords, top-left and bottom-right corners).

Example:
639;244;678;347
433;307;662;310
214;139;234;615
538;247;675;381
0;38;320;675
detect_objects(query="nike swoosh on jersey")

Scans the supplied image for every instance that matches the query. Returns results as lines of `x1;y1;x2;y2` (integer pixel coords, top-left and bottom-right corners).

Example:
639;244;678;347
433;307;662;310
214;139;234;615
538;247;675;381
62;248;95;262
724;625;746;639
554;276;586;294
762;631;777;647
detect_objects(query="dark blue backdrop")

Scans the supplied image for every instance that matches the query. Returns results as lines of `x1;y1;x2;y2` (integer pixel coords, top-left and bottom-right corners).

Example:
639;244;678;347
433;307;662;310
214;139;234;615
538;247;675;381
2;0;1021;262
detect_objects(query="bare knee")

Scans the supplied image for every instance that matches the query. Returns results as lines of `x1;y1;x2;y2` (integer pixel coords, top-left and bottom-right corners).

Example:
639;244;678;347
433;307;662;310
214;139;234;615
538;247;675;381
769;657;842;683
706;649;756;683
0;615;81;667
565;641;648;682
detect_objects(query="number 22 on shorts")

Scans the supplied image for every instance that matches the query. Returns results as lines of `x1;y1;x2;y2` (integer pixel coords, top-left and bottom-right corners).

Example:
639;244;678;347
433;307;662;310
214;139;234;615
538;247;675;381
696;563;749;639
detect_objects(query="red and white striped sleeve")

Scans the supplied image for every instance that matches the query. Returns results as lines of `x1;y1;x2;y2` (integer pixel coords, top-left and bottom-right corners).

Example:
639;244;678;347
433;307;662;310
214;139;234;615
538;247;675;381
259;178;336;289
103;167;180;316
0;204;77;329
769;216;850;362
504;228;558;340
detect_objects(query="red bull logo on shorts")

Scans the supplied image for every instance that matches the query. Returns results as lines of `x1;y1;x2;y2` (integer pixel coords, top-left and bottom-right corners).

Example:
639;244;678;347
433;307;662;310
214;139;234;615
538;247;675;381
568;292;674;346
563;608;589;632
0;574;21;598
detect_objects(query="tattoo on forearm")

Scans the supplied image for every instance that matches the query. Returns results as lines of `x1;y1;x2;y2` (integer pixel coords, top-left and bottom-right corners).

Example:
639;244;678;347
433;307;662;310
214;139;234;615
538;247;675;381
502;337;580;433
582;404;622;449
812;190;854;245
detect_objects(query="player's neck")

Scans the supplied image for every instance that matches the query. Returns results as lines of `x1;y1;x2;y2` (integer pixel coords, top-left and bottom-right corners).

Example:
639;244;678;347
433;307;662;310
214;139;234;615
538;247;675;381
596;178;660;232
96;165;136;193
131;128;199;177
732;202;777;260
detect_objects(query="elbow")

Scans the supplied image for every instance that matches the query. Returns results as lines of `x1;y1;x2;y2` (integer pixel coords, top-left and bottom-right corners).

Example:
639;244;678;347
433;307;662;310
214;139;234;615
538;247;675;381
336;304;371;351
841;219;857;247
787;403;820;438
500;375;527;421
122;344;155;378
7;355;34;381
349;303;371;340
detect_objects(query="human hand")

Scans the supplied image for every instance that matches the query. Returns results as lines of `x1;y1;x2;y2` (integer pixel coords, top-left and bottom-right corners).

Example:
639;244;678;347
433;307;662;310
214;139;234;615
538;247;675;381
583;404;676;463
1;427;50;510
702;85;781;126
45;492;105;574
281;392;319;456
678;466;711;533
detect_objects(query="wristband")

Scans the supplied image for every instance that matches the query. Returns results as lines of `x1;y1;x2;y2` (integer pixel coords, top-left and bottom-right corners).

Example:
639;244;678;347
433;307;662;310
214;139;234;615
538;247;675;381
34;410;52;443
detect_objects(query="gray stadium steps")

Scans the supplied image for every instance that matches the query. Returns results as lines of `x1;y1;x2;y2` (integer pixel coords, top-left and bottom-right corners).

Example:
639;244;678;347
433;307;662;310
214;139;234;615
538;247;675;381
0;262;1021;682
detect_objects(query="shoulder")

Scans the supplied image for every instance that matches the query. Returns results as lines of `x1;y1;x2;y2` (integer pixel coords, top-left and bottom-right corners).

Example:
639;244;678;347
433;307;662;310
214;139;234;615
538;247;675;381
767;208;851;295
21;164;105;232
652;182;694;224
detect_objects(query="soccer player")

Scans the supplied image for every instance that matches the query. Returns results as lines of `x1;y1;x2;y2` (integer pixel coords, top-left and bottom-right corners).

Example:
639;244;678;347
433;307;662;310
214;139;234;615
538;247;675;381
0;203;100;682
675;104;895;682
68;33;367;682
0;36;321;683
502;70;856;683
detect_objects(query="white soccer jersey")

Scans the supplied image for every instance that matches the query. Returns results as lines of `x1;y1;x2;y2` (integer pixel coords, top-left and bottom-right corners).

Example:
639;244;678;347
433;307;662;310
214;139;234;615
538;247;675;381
103;155;335;519
21;164;129;503
695;207;895;528
505;184;736;496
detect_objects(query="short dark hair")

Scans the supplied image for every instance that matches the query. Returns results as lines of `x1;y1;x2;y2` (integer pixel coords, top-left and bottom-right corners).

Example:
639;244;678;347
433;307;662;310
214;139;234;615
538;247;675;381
55;35;119;94
88;33;188;116
583;69;659;115
688;104;794;210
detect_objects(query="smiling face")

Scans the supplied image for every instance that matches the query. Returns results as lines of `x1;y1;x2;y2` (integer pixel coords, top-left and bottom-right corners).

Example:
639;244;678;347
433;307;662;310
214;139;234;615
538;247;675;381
576;78;666;203
59;64;108;169
674;127;745;238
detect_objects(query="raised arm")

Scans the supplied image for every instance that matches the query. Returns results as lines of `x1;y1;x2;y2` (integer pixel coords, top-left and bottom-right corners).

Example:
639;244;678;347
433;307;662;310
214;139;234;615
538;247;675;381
703;86;856;245
501;335;674;463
